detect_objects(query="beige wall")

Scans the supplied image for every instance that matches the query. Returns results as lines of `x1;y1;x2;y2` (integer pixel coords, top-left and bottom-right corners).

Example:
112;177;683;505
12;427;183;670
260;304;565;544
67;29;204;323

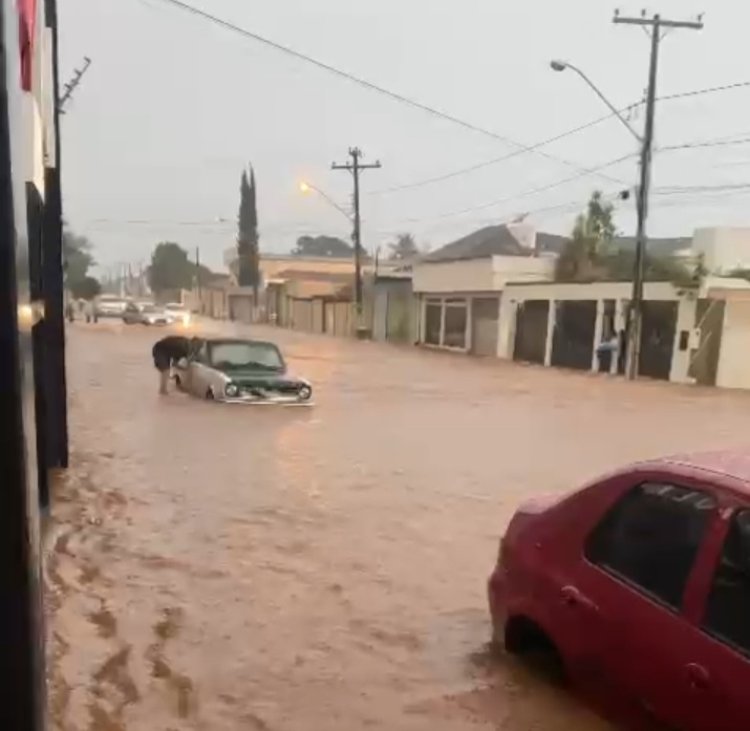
414;259;496;294
693;228;750;274
413;256;553;295
224;251;359;278
717;299;750;390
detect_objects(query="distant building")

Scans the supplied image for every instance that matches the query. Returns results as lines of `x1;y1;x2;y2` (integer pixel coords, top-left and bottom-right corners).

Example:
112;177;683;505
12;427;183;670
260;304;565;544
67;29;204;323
691;227;750;274
223;250;364;286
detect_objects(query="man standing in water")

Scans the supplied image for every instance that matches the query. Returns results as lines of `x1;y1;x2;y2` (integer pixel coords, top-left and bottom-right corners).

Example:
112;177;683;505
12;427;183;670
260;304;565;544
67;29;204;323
152;335;199;395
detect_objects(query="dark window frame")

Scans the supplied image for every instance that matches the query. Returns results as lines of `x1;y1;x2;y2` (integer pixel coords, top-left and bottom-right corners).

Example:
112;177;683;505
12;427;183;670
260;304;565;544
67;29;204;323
701;507;750;660
585;480;718;613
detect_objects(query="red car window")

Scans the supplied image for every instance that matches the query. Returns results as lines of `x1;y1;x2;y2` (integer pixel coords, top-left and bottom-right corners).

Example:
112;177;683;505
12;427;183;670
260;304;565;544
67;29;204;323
585;481;717;611
702;509;750;657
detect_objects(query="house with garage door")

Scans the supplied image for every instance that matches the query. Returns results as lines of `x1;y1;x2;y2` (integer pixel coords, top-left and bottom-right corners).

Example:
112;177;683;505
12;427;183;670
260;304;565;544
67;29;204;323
412;223;563;355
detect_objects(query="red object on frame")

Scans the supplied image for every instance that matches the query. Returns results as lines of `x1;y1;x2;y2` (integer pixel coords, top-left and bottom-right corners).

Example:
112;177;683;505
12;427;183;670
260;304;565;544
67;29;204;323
17;0;37;91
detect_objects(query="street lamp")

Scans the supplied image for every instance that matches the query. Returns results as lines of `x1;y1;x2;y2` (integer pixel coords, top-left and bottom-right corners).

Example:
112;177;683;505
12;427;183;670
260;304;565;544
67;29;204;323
298;180;351;221
550;58;649;381
549;60;641;142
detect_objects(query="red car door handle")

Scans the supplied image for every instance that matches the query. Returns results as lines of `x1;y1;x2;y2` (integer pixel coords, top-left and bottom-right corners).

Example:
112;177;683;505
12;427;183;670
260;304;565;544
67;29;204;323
561;585;597;611
686;663;710;690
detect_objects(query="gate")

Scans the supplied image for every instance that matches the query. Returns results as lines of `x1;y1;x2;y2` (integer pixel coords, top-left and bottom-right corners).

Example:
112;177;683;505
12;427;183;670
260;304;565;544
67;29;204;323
638;301;678;380
513;300;549;364
551;300;597;370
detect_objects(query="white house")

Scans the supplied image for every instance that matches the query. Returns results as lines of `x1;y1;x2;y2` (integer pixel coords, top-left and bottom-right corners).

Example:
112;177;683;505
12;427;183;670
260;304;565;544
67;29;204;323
412;224;562;356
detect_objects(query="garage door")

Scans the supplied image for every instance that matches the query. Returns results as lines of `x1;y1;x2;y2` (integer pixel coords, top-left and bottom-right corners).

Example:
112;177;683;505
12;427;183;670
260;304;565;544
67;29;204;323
471;298;500;356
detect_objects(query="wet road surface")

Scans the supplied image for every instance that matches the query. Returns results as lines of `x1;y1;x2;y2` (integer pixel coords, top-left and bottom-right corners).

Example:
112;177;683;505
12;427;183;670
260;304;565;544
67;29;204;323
47;320;750;730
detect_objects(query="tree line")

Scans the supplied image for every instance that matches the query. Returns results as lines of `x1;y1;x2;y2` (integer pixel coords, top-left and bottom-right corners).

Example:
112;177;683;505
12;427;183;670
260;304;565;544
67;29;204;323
554;191;706;288
65;180;719;304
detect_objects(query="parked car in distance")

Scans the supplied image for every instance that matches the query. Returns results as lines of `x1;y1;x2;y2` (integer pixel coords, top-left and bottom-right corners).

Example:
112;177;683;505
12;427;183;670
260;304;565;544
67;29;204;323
122;302;170;326
488;450;750;731
174;337;313;405
96;294;127;318
164;302;191;326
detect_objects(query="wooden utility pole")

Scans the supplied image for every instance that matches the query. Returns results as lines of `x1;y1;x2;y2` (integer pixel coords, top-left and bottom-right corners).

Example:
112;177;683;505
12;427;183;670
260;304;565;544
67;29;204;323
195;247;202;306
613;11;703;379
332;147;381;337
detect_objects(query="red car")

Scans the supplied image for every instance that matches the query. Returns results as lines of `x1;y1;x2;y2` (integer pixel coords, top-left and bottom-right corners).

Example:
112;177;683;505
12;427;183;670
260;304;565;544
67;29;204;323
488;450;750;731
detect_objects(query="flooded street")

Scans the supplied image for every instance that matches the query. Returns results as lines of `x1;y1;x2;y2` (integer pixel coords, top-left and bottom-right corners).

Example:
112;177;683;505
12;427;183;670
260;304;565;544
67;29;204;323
47;321;750;731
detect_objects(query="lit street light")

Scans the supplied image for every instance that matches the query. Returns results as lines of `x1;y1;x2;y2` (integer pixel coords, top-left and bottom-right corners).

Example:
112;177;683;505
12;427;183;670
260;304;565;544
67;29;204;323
298;180;351;221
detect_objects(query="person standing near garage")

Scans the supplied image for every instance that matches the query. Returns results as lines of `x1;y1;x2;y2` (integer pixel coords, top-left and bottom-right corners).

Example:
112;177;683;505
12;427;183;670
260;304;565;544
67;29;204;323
152;335;198;395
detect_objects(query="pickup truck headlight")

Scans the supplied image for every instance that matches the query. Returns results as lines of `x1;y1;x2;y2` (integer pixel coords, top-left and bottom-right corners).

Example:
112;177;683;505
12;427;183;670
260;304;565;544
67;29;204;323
225;383;239;398
298;385;312;401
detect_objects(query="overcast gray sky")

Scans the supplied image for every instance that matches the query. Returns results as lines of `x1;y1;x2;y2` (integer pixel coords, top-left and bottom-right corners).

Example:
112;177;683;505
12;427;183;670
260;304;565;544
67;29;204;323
59;0;750;273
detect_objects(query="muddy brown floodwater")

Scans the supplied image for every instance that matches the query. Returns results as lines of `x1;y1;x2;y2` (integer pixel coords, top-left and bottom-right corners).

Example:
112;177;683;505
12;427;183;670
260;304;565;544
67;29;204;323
46;320;750;731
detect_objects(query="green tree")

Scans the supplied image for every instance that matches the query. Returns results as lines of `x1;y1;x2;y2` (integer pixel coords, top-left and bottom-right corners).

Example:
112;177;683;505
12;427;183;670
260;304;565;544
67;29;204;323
63;226;95;290
71;275;102;300
555;191;615;282
148;242;195;293
554;190;700;287
292;235;354;258
598;249;699;288
728;267;750;281
237;166;260;293
388;233;419;261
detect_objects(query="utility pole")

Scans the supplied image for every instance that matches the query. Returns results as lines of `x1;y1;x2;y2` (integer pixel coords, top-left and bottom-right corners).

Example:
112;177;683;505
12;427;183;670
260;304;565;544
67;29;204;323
332;147;381;338
58;56;91;114
195;247;202;308
613;11;703;379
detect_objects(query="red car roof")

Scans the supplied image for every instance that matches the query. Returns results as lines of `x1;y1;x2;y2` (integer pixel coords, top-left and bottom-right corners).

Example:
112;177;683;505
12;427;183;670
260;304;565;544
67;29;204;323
641;449;750;492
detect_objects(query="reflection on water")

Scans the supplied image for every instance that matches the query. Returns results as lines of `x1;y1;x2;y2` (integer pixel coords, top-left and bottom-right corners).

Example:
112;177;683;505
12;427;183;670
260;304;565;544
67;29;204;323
47;321;750;730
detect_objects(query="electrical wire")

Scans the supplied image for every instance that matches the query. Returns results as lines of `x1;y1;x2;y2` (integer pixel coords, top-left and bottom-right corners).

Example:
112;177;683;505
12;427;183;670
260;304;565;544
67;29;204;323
403;133;750;227
654;182;750;195
661;135;750;152
397;152;638;224
367;80;750;196
367;111;618;196
658;80;750;103
139;0;626;185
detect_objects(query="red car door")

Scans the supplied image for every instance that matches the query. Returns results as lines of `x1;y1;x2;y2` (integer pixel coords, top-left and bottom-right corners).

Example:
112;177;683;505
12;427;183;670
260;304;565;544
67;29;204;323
565;475;722;729
668;505;750;731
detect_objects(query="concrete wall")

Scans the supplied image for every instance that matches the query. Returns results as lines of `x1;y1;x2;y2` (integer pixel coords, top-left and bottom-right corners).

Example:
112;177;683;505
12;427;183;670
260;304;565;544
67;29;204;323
413;258;496;294
499;281;696;383
372;278;416;343
413;255;552;294
224;251;359;278
693;228;750;274
716;299;750;390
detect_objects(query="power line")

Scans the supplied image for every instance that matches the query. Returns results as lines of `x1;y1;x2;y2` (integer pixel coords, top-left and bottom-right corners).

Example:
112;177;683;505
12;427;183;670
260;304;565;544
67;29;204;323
661;135;750;152
367;111;617;196
367;79;750;197
658;79;750;103
140;0;624;185
398;151;638;224
655;182;750;194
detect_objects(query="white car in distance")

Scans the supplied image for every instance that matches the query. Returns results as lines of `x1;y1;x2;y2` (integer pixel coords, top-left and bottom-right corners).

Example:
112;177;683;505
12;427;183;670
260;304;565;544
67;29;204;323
164;302;192;327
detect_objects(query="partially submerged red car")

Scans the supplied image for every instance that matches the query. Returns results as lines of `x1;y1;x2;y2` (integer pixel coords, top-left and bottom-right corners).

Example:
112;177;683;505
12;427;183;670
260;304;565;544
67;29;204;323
488;450;750;731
